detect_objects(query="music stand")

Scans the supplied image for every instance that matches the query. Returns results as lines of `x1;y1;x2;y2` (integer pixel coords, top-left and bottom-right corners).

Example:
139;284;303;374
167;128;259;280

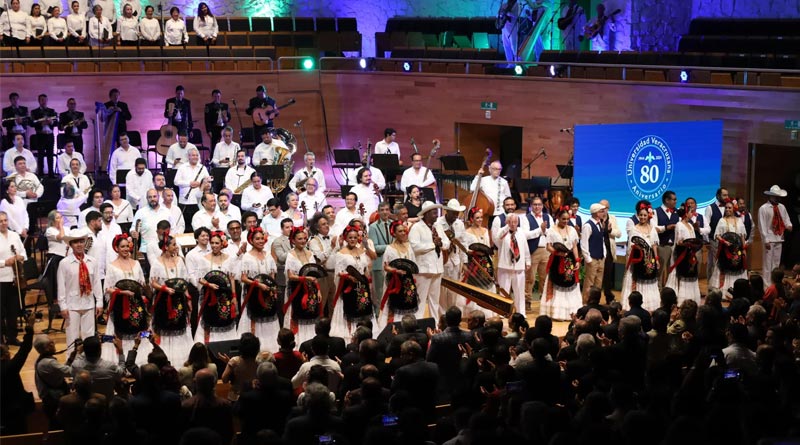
116;169;129;185
255;165;285;183
440;154;468;172
333;149;361;166
211;167;227;193
516;176;551;205
420;187;436;203
165;169;178;188
340;185;353;197
556;164;573;179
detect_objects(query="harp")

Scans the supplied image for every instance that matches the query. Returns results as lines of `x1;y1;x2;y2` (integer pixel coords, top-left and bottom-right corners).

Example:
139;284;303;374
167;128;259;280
441;277;514;317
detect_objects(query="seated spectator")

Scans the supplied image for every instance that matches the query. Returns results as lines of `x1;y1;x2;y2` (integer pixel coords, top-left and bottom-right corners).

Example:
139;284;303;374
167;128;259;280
236;361;293;442
341;338;387;394
343;377;389;444
625;291;653;333
393;340;439;418
528;315;560;359
0;313;35;434
343;364;390;407
70;336;125;400
274;328;305;380
506;312;528;341
179;343;218;391
658;287;678;314
603;301;624;343
607;316;648;391
517;338;561;405
576;287;610;321
283;383;346;444
221;333;261;401
291;336;342;392
33;332;78;428
103;397;147;445
299;317;347;361
181;369;233;444
341;325;373;368
296;364;337;408
56;370;108;439
667;299;698;335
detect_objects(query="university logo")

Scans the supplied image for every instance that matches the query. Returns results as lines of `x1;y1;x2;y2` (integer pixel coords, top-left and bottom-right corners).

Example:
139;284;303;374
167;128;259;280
625;135;674;201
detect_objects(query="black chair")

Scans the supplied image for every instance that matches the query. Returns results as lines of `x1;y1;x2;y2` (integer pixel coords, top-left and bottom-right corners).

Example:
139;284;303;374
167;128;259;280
146;129;161;168
189;128;209;161
126;130;142;148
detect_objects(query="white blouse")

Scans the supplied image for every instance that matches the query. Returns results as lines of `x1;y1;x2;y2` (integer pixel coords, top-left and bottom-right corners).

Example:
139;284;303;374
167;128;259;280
241;250;277;278
88;15;112;41
47;16;67;39
106;199;133;224
546;225;579;249
45;226;68;257
1;10;29;40
0;198;29;234
164;17;187;45
138;17;160;41
117;15;138;41
193;15;217;39
66;12;86;38
27;14;47;38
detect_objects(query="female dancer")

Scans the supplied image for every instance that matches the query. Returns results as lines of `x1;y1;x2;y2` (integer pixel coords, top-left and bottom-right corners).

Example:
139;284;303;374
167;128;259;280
149;232;193;366
103;234;152;364
540;207;582;321
106;185;133;224
331;224;375;338
376;221;418;331
459;207;496;315
284;227;323;345
194;231;239;344
665;204;702;304
710;200;748;292
621;202;661;311
239;228;280;352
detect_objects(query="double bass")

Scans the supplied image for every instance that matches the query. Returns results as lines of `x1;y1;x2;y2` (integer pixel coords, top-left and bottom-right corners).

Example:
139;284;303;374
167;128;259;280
460;148;495;226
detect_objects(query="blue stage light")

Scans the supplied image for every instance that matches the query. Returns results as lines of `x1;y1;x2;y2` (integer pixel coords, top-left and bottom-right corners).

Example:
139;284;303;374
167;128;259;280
359;58;367;69
679;70;689;83
402;61;412;72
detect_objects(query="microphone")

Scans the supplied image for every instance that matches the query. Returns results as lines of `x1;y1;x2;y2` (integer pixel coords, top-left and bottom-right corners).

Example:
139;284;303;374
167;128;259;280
559;128;572;133
540;148;548;159
294;120;302;127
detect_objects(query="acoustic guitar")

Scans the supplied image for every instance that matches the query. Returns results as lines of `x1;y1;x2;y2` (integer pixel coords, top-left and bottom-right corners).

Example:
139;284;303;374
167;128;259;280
252;98;296;127
157;103;178;156
582;9;621;40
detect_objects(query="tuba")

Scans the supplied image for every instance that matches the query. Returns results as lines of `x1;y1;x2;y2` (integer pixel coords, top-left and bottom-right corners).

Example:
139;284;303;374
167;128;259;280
268;128;297;194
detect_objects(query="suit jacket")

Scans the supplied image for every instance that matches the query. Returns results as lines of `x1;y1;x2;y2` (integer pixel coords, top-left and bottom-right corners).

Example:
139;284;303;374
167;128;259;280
386;330;429;358
426;327;471;398
391;359;439;415
58;110;88;137
57;392;108;433
368;217;394;271
181;394;234;444
164;97;192;133
299;334;347;361
283;413;347;445
128;390;182;444
203;101;230;133
30;107;59;133
104;101;132;134
2;105;29;134
235;379;294;440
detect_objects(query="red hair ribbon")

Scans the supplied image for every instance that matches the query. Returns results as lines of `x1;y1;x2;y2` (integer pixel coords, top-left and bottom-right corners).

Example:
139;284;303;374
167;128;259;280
342;224;360;238
159;229;171;252
247;227;265;245
112;233;131;252
389;220;404;237
288;226;306;245
468;207;481;221
210;230;228;248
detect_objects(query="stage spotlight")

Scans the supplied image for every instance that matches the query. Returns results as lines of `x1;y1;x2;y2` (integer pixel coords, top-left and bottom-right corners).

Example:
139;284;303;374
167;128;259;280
302;58;314;70
679;70;689;83
402;61;412;72
549;65;556;77
359;58;367;69
514;65;524;76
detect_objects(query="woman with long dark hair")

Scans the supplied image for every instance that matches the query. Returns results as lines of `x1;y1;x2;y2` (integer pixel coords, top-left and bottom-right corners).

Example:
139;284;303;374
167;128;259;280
710;199;747;293
0;182;28;236
331;224;375;338
665;203;702;304
621;201;660;311
194;231;239;344
285;227;324;345
540;207;581;321
404;185;423;223
179;342;217;389
193;2;217;45
238;228;280;352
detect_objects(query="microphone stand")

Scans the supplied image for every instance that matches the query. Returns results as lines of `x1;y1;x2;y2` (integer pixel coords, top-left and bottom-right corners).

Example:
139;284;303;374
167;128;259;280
231;98;245;143
296;121;310;154
522;149;546;206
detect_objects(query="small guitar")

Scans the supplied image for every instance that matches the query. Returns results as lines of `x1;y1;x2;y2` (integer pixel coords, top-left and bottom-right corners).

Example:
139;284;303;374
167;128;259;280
252;98;296;126
583;8;621;40
157;103;178;156
557;4;581;30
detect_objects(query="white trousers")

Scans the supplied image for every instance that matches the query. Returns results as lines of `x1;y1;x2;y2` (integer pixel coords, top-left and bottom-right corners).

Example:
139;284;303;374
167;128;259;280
762;242;783;286
498;268;527;315
415;273;442;321
65;309;96;351
441;263;461;313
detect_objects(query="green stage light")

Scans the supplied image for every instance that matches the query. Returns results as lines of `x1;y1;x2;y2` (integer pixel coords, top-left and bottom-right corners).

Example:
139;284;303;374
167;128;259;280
514;65;523;76
302;59;314;70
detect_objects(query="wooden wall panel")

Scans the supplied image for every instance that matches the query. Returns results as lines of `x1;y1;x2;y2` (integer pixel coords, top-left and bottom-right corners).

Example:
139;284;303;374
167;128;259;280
2;72;798;205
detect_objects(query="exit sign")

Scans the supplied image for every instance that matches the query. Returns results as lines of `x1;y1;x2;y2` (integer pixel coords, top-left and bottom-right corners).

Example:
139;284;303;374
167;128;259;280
480;101;498;111
786;120;800;129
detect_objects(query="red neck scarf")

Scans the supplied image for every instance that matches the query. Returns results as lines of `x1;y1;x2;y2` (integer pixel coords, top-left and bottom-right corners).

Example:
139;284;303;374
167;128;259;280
772;204;785;236
75;253;92;295
510;231;520;263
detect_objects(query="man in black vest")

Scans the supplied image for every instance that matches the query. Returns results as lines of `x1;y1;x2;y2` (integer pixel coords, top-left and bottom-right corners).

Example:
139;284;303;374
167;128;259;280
580;203;608;302
2;92;28;148
30;94;59;177
246;85;278;139
525;196;552;307
599;199;621;303
58;98;89;153
203;89;230;149
704;187;728;281
104;88;133;136
164;85;193;135
654;191;679;288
